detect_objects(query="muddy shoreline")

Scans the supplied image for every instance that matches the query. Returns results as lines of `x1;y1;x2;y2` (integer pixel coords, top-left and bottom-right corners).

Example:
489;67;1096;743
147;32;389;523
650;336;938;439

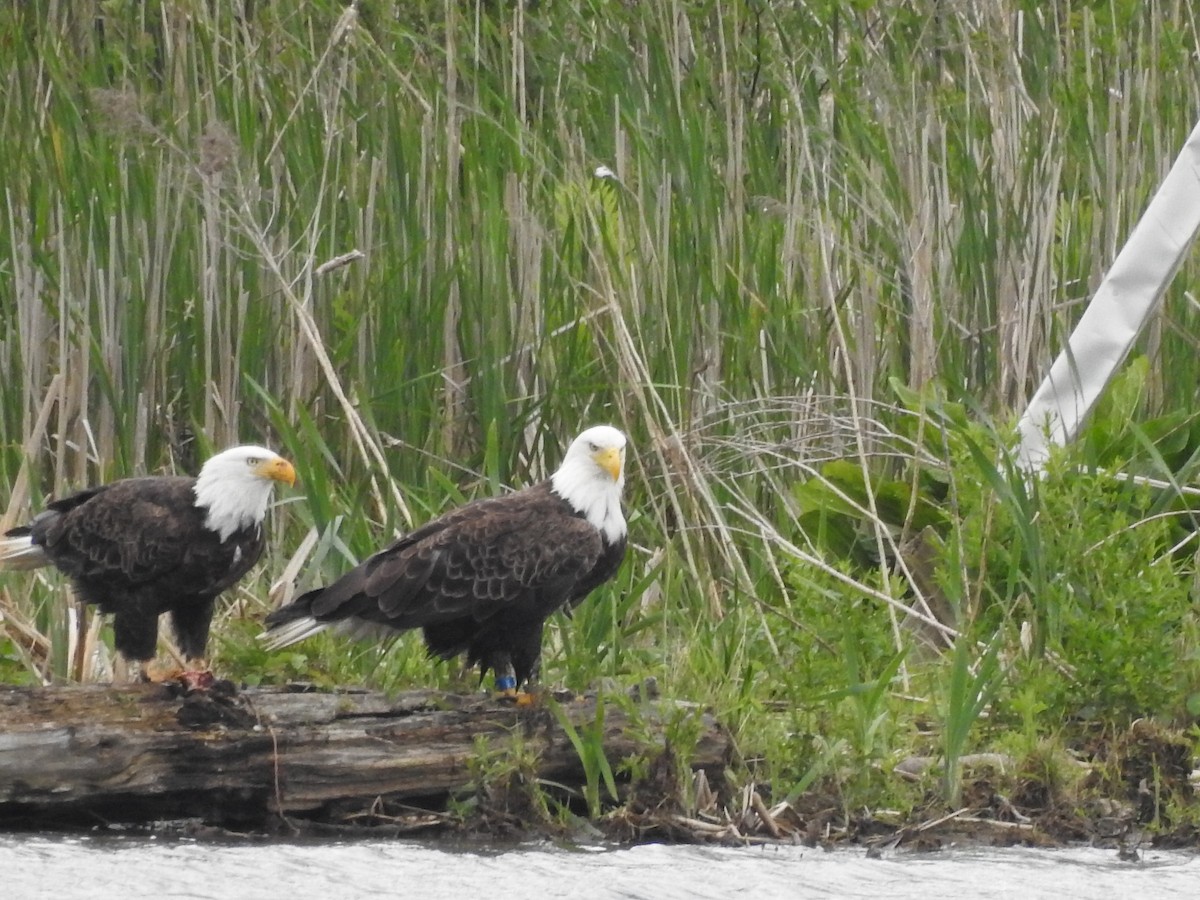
2;683;1196;854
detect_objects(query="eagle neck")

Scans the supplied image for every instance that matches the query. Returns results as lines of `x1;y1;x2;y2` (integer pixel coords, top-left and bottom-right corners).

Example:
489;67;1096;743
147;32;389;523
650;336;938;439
193;476;271;542
549;470;626;545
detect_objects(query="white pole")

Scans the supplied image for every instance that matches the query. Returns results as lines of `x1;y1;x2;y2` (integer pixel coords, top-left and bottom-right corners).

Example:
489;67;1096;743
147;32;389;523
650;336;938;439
1016;119;1200;472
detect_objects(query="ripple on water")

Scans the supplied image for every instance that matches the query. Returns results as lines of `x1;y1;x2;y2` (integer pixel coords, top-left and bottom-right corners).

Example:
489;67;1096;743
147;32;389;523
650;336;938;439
1;835;1197;900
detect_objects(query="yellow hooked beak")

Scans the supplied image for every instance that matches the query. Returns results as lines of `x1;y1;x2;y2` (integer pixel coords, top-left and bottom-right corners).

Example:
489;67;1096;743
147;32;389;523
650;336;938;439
594;446;623;482
258;456;298;488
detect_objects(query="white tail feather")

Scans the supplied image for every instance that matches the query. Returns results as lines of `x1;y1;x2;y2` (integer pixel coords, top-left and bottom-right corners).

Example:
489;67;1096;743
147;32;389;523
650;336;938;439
258;616;330;651
259;614;396;651
0;534;48;571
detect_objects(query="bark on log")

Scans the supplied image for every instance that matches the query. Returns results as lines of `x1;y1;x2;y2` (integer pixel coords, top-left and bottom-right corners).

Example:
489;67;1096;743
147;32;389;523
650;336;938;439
0;682;731;831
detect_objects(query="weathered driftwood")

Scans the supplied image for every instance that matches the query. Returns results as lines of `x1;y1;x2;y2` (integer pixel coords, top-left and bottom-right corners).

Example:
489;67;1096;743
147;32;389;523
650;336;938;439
0;682;731;831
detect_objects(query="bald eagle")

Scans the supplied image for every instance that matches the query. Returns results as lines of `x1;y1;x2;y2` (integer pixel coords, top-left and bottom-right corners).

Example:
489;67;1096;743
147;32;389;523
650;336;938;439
261;425;628;693
0;445;296;680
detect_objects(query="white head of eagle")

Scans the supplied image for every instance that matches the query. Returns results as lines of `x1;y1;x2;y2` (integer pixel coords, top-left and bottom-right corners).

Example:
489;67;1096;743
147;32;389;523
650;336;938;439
194;445;298;541
550;424;627;545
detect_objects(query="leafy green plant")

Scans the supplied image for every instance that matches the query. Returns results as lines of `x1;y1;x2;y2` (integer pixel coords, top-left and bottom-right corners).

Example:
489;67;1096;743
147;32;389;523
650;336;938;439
457;731;554;830
940;635;1004;806
549;696;620;819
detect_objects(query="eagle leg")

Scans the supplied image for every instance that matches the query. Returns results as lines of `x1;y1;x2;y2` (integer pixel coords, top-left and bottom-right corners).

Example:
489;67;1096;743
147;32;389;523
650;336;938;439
488;657;528;704
168;600;218;690
136;657;215;692
490;662;541;707
141;657;186;684
113;656;172;683
511;645;543;707
493;665;519;700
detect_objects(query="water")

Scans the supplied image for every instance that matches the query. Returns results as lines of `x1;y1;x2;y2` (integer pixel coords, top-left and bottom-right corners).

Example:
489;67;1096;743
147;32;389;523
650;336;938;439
2;834;1196;899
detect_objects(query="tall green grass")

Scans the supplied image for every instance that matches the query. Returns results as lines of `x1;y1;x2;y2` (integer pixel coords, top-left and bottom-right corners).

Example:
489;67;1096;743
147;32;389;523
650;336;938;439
3;1;1200;815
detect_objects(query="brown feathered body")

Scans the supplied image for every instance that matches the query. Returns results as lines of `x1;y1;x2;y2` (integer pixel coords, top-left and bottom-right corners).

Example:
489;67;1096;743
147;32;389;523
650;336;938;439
0;446;295;671
8;478;263;662
264;481;627;686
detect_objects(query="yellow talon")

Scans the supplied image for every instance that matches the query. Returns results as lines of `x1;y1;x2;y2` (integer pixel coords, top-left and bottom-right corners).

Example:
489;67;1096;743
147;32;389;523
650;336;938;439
143;659;185;683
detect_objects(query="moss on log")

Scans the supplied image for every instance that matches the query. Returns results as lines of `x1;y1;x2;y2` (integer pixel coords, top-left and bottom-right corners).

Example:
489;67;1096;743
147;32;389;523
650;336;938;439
0;682;731;832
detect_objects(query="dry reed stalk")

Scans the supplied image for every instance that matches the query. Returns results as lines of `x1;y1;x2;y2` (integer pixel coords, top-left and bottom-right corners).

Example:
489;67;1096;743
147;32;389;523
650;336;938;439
1;374;63;533
81;610;109;683
505;173;547;460
0;590;52;682
191;8;413;528
800;147;921;676
431;2;468;460
584;253;760;626
267;525;321;611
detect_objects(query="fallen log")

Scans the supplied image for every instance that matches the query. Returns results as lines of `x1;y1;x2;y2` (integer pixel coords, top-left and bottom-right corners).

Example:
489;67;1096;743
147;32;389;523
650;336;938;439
0;681;732;833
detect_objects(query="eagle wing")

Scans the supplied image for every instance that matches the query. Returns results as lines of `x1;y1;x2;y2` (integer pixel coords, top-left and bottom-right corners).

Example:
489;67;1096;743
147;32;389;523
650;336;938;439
39;479;201;585
309;494;606;627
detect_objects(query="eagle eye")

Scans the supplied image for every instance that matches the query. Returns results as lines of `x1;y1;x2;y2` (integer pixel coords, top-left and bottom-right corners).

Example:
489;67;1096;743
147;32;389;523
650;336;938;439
246;457;261;466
